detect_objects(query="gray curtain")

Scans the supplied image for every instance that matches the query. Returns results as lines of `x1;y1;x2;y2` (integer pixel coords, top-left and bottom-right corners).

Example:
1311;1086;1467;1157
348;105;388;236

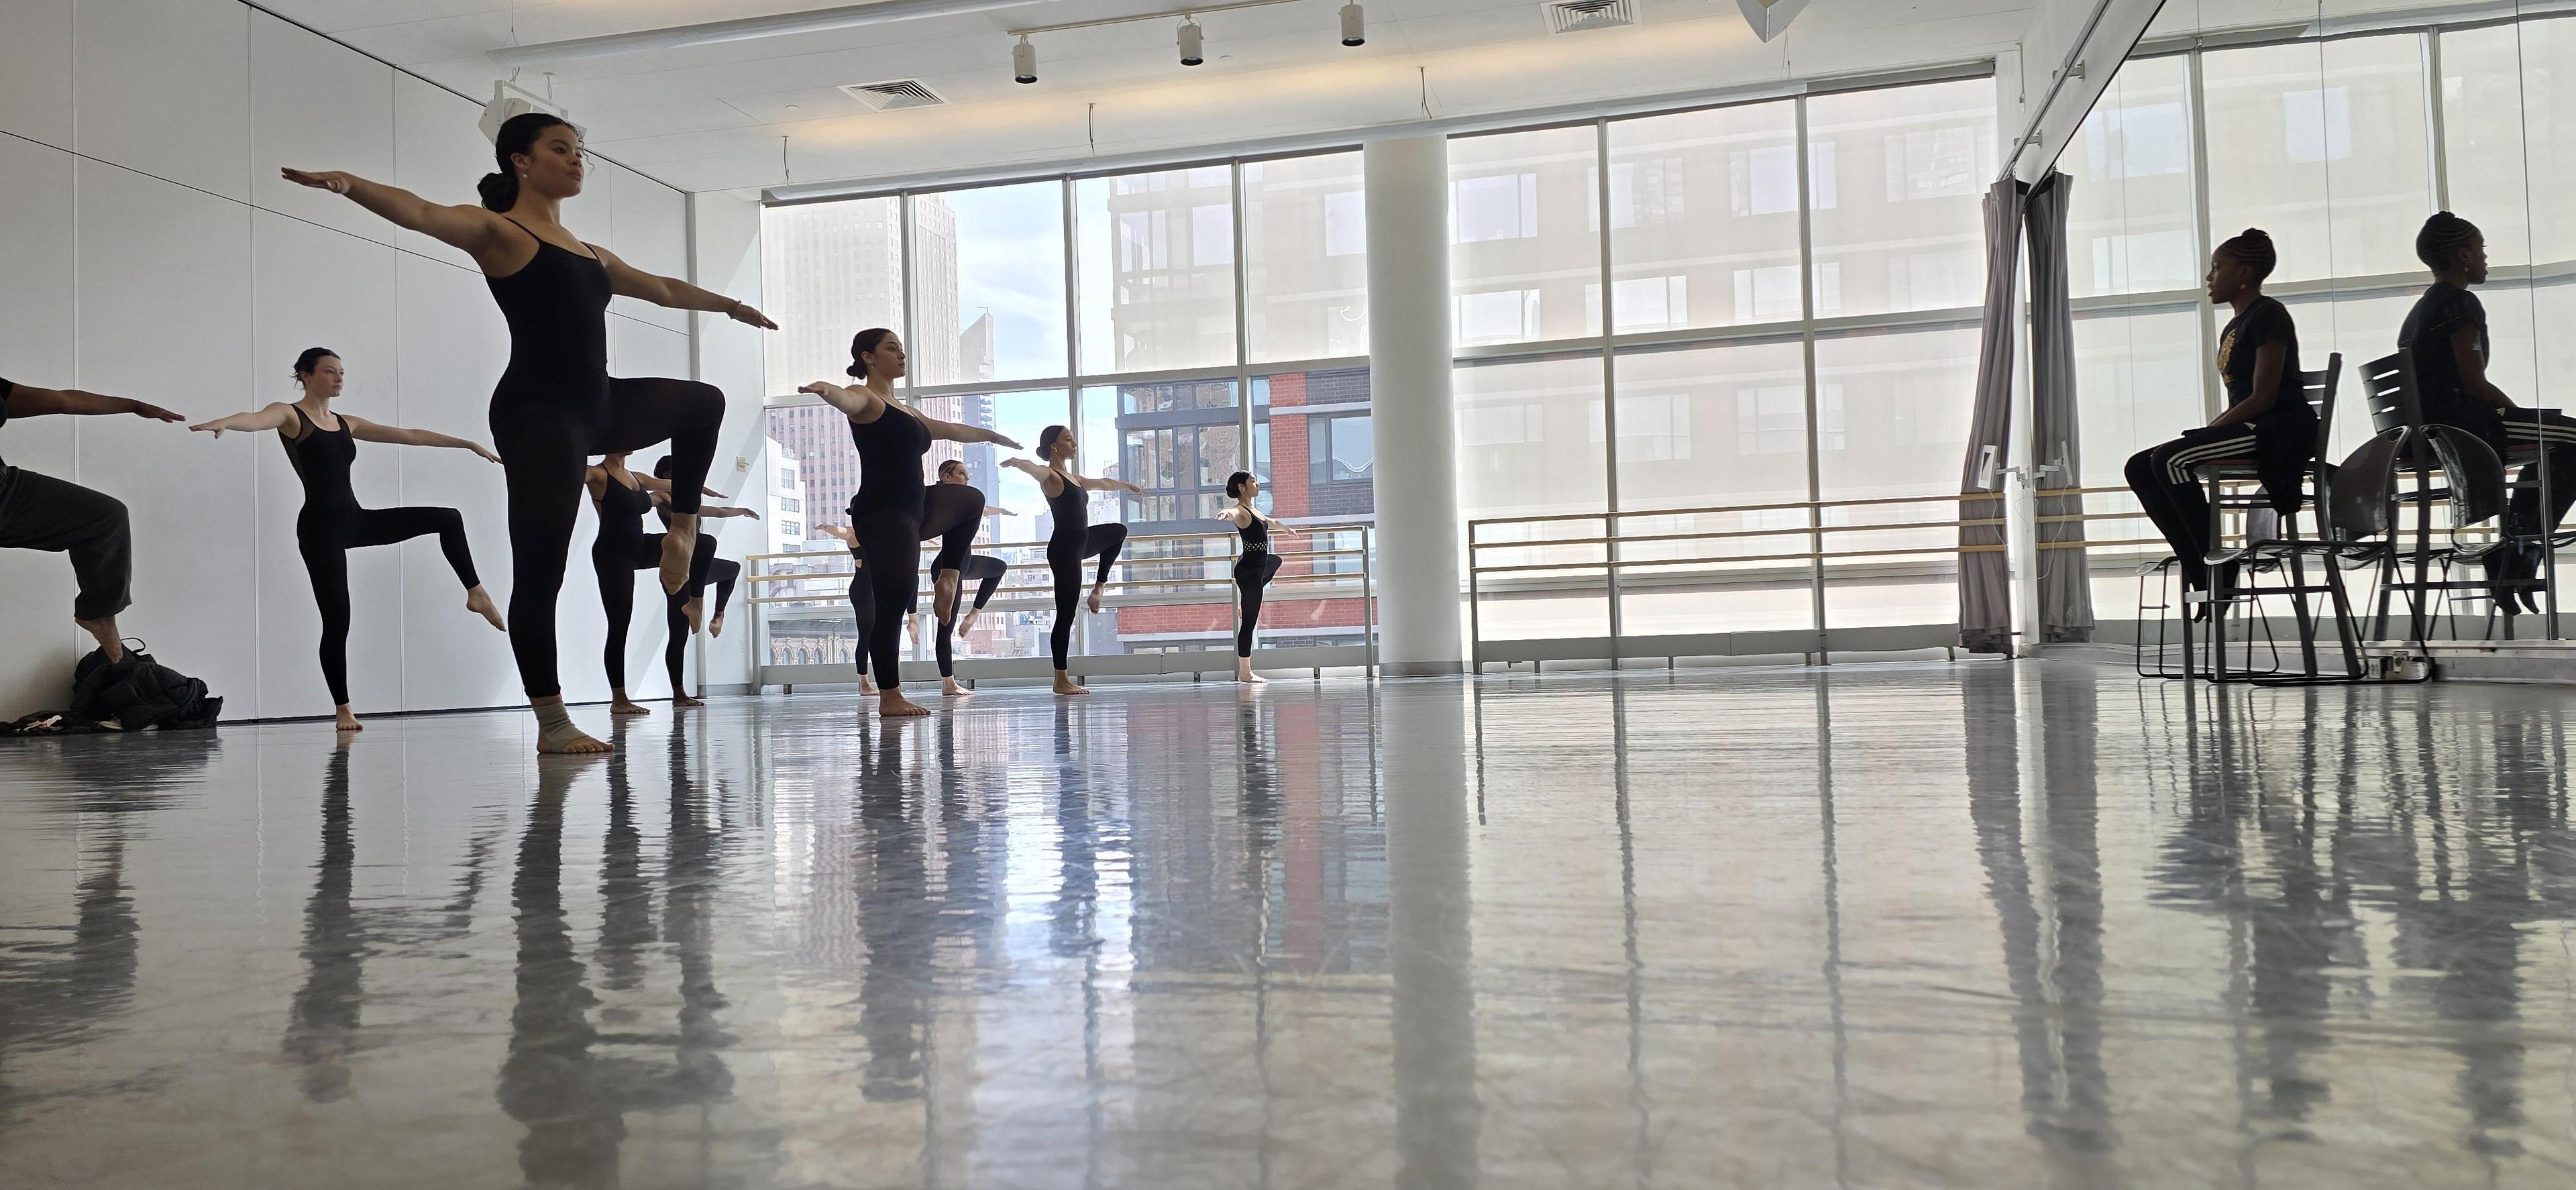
1958;178;2025;655
2024;170;2093;642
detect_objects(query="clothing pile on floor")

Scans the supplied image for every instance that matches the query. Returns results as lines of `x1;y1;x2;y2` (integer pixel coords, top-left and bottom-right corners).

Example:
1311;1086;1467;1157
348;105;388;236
1;643;221;736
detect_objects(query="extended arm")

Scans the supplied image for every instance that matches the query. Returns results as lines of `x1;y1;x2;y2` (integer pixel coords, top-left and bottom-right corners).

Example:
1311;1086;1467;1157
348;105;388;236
918;411;1022;450
818;523;857;546
345;416;501;463
279;170;506;262
1075;474;1147;496
592;245;777;327
986;505;1014;518
798;380;885;423
699;503;761;521
2208;341;2288;428
2451;325;2516;411
13;384;184;423
188;402;294;437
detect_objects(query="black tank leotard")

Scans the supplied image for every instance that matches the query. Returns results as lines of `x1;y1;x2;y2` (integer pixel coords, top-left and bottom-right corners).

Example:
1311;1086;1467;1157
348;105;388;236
484;216;725;701
280;405;480;706
1042;470;1127;671
588;470;713;693
1232;511;1281;659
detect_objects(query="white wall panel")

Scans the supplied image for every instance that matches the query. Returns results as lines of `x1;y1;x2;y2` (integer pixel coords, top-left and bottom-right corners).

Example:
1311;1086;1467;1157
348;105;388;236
250;10;396;246
73;160;259;714
689;189;769;694
250;210;401;718
607;162;691;333
392;253;519;713
0;0;74;146
0;136;83;713
390;72;497;266
74;0;252;201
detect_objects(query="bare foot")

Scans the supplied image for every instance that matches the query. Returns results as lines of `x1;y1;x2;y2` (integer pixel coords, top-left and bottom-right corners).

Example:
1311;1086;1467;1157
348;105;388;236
659;517;699;594
537;730;614;755
957;606;981;635
942;677;973;698
682;597;705;633
335;707;364;732
1087;584;1106;614
1236;662;1267;685
611;698;653;716
73;616;124;663
1053;673;1091;696
465;585;507;631
878;690;932;718
708;612;726;639
672;694;705;708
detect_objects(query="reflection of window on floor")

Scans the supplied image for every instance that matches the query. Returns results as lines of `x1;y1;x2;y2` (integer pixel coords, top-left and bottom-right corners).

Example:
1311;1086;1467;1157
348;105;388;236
1457;288;1542;343
1309;414;1374;486
1453;172;1540;242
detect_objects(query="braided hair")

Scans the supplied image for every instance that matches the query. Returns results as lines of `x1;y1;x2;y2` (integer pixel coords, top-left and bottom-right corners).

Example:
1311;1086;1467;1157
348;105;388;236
2214;228;2277;280
2415;211;2481;274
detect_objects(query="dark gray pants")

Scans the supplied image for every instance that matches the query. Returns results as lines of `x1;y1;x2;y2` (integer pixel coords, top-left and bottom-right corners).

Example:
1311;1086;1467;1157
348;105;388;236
0;466;133;621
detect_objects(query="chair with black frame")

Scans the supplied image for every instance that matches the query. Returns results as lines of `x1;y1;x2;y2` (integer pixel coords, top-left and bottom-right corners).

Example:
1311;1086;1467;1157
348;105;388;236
2171;355;2348;682
2356;350;2544;641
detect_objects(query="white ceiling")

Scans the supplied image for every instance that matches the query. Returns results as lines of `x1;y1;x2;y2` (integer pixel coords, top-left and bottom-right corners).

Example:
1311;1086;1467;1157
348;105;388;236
263;0;2054;195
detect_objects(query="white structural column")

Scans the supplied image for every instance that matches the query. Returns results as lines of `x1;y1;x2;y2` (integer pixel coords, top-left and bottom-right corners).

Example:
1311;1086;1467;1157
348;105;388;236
1364;136;1466;676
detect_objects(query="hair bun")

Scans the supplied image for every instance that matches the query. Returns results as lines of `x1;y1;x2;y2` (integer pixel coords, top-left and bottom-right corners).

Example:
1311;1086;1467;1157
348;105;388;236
846;362;866;378
2241;227;2269;240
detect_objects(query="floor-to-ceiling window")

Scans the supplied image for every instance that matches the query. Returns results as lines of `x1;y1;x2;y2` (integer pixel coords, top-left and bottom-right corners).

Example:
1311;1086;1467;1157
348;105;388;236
1449;74;2000;646
757;152;1376;667
2067;12;2576;636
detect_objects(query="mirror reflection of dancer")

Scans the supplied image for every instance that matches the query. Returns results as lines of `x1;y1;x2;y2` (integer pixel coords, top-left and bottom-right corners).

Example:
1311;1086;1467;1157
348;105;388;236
1220;471;1284;686
192;348;506;731
653;455;751;706
0;375;183;662
916;459;1012;698
1004;426;1140;696
586;451;755;716
798;329;1019;718
284;111;775;753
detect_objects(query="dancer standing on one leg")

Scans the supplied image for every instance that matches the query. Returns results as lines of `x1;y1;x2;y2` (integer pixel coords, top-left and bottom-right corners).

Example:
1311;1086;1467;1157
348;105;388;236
649;455;756;706
1220;471;1285;685
922;458;1014;698
191;348;508;731
797;329;1018;718
284;113;774;753
1004;426;1140;696
587;451;754;715
0;375;183;663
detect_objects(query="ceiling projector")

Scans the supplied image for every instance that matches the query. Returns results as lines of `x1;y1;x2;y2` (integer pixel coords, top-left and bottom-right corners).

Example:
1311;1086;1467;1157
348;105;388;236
478;80;582;144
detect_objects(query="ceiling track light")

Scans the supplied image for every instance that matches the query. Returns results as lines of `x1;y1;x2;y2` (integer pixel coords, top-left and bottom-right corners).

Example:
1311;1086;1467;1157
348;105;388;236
1340;3;1365;46
1012;35;1036;84
1178;17;1205;66
1003;0;1364;76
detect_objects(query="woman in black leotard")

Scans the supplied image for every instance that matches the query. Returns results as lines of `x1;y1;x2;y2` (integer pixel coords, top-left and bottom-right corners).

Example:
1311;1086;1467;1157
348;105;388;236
1002;426;1142;696
1221;471;1285;685
587;452;755;714
191;347;506;731
650;455;755;704
902;459;1016;698
796;329;1018;718
284;113;775;754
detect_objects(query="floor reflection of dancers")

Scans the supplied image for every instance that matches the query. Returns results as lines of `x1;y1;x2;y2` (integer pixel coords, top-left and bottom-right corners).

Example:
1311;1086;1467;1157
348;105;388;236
855;722;933;1099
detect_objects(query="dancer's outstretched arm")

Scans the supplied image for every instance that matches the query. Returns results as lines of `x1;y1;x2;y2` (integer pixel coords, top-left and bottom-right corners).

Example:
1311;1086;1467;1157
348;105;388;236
592;245;777;327
189;402;295;437
345;416;501;463
279;169;513;264
916;411;1020;449
13;383;184;424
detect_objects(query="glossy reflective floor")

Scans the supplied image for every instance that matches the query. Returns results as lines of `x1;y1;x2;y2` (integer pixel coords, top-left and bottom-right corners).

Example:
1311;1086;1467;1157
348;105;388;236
5;665;2576;1187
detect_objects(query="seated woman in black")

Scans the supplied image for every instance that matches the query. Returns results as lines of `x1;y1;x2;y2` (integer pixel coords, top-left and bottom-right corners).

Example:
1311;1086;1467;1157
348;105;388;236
2124;229;2315;597
2399;211;2576;612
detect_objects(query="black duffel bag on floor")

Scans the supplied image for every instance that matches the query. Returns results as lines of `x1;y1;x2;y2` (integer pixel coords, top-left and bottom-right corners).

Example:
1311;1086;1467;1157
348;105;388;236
69;642;223;731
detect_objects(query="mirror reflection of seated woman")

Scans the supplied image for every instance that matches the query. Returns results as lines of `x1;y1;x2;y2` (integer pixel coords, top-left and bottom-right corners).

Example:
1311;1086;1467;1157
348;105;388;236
2123;229;2315;608
2399;211;2576;612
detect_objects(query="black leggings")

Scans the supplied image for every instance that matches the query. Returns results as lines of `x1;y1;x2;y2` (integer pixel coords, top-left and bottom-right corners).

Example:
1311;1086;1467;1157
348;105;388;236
930;555;1008;677
1046;525;1128;670
1234;550;1282;658
595;531;714;692
491;376;722;699
2124;424;2258;591
299;504;480;706
663;557;739;696
0;466;132;623
848;510;921;691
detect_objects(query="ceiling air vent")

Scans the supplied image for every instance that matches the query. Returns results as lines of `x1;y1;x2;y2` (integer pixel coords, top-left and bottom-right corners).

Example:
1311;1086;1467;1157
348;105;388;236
839;79;947;112
1545;0;1635;34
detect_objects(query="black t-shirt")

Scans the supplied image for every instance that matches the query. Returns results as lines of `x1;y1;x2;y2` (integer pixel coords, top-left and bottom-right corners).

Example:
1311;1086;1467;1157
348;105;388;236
2216;297;2310;424
2398;282;2489;427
